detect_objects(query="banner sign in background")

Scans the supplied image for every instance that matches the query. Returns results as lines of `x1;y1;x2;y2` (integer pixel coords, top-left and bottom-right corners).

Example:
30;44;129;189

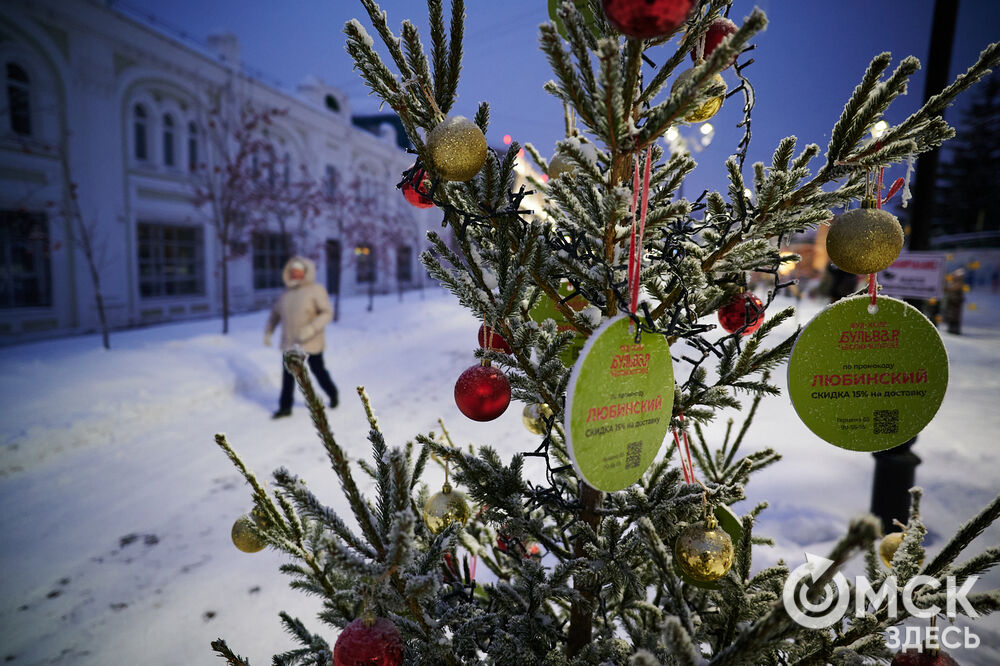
879;252;947;300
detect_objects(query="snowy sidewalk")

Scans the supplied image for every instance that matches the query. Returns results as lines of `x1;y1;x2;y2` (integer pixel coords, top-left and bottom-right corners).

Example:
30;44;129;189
0;287;998;664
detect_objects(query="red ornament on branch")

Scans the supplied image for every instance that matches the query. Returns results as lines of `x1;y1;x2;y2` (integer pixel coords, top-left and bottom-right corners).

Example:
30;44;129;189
455;363;511;421
602;0;697;40
332;616;403;666
401;166;434;209
478;324;512;354
691;17;738;67
717;292;765;335
890;649;960;666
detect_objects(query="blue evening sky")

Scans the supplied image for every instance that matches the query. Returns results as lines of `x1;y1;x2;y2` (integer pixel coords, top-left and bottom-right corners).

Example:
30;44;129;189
120;0;997;198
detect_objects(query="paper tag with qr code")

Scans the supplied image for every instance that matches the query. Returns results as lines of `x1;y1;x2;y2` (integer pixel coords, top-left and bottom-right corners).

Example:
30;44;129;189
565;316;674;491
787;295;948;451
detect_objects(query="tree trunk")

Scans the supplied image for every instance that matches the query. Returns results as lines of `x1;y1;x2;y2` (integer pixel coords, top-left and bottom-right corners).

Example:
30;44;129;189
89;263;110;349
567;483;603;657
367;279;374;312
221;258;230;334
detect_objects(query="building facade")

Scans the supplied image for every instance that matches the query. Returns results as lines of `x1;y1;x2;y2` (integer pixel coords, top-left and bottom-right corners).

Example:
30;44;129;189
0;0;434;341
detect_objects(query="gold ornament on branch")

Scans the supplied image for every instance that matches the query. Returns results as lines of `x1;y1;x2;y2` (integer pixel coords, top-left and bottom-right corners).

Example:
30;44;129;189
231;513;267;553
423;482;471;534
426;116;488;182
878;531;924;568
522;403;554;435
826;198;905;275
673;515;734;583
671;69;726;123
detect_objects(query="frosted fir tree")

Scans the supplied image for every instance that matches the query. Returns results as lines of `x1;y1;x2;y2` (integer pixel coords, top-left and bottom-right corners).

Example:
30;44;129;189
211;1;1000;664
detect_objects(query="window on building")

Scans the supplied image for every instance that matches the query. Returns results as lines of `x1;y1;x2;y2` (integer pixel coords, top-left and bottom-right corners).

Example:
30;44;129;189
325;164;338;198
187;121;198;171
251;231;290;290
133;104;148;161
137;223;204;298
6;63;31;136
396;245;412;283
282;152;290;186
355;244;375;283
324;94;340;112
162;113;175;166
0;210;51;308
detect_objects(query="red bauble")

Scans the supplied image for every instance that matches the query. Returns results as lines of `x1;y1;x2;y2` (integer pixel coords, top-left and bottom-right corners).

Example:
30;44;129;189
717;292;765;335
333;617;403;666
890;649;959;666
602;0;697;40
454;363;511;421
478;324;513;354
690;17;738;67
401;167;434;209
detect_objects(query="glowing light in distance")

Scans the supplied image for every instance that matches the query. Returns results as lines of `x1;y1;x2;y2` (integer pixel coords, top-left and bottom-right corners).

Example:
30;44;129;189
665;127;679;142
700;123;713;135
871;120;889;139
503;134;512;145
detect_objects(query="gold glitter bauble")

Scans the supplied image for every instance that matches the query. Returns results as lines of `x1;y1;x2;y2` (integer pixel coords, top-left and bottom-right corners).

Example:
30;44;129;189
426;116;488;182
671;70;726;123
522;403;554;435
548;152;574;179
826;201;905;275
423;483;471;534
879;531;924;568
231;514;266;553
673;517;734;583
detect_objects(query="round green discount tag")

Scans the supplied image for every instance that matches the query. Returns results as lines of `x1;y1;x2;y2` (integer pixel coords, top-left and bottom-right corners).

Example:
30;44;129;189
565;316;674;491
530;280;588;366
787;296;948;452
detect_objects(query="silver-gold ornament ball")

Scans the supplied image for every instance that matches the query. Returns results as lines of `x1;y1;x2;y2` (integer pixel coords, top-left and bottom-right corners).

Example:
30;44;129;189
673;516;734;583
423;483;471;534
548;152;574;179
231;513;267;553
426;116;488;182
522;403;554;435
670;69;726;123
826;199;905;275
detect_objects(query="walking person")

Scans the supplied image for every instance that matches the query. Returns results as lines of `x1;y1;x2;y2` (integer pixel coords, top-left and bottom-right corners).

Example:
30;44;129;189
264;256;339;418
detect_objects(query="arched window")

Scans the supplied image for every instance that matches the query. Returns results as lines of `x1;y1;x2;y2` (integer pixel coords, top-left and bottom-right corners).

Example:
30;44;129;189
133;104;148;161
324;94;340;113
162;113;175;166
6;63;31;135
187;121;198;172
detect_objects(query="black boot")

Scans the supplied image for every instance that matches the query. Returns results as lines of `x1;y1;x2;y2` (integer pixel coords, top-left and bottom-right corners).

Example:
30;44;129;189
271;408;292;419
329;391;338;409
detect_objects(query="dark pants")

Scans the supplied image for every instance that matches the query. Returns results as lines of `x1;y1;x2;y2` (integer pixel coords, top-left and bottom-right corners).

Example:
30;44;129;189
279;352;338;411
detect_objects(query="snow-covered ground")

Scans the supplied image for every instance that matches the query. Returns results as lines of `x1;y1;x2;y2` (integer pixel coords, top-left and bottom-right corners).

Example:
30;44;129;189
1;286;998;665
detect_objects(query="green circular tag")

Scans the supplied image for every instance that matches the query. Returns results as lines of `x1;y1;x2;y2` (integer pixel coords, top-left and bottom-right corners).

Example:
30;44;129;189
787;296;948;452
565;317;674;491
530;280;588;366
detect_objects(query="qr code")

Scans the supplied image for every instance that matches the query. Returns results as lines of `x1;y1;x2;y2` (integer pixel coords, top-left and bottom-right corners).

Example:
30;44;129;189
625;441;642;469
873;409;899;435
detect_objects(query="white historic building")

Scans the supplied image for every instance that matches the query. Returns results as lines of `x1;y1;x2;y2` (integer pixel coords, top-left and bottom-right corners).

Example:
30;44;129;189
0;0;435;341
